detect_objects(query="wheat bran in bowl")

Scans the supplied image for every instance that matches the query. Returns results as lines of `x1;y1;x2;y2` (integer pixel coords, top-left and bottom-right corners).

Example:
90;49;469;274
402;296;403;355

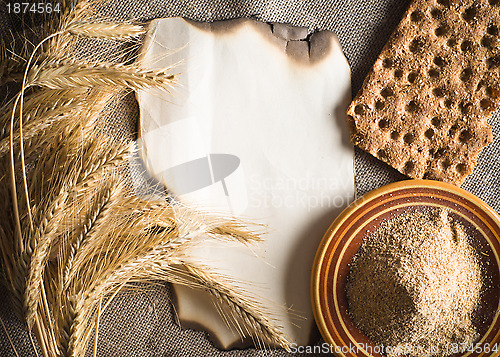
346;208;482;357
311;180;500;357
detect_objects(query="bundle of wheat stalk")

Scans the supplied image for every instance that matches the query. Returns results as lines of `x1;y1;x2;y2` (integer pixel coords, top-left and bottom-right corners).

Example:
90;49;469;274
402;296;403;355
0;0;290;356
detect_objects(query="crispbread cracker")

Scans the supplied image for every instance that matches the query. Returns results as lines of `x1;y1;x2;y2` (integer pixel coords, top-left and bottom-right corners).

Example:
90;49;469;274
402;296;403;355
347;0;497;185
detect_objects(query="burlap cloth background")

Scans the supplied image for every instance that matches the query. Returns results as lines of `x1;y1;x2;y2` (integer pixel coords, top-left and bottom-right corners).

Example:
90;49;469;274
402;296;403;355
1;0;499;355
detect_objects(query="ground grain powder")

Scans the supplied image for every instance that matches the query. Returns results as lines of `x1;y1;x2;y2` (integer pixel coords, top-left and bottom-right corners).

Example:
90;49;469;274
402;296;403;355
346;208;482;357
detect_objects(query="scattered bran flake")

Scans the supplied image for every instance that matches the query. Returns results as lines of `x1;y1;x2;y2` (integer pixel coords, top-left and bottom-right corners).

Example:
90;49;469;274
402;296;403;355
346;208;482;357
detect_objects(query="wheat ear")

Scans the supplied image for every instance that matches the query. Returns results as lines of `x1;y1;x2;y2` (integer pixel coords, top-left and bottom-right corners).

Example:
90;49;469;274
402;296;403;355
24;189;69;329
136;261;291;351
55;183;123;356
0;111;73;157
160;202;261;243
63;182;123;288
0;89;85;140
27;61;176;92
67;22;145;39
77;140;133;184
26;89;117;204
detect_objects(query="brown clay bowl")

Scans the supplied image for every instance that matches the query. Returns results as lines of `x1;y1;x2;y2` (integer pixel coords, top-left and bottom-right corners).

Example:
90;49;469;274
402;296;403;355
311;179;500;357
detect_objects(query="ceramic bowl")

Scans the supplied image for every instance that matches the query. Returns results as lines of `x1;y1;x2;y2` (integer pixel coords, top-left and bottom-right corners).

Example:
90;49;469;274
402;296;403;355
311;179;500;357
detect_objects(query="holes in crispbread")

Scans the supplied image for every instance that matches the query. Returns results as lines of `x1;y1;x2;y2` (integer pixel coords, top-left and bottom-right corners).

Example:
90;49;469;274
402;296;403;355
480;98;495;111
431;117;443;128
406;100;419;113
436;0;450;7
409;37;426;54
378;118;390;130
403;133;416;144
375;100;385;110
346;115;356;134
459;129;472;142
394;69;404;78
354;104;365;115
488;25;499;36
459;102;473;114
441;158;452;170
411;10;424;22
425;128;435;139
391;131;400;140
449;124;459;136
481;36;495;49
462;6;478;22
433;87;446;97
460;102;473;113
381;87;394;98
431;8;442;19
460;68;472;82
489;0;500;6
456;163;467;174
487;56;500;69
377;149;389;160
433;56;446;67
423;171;435;180
382;58;394;68
486;86;500;98
433;147;446;159
408;72;418;83
461;40;473;52
435;24;450;37
447;38;457;47
351;133;364;145
404;161;415;173
477;80;486;91
428;68;440;78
